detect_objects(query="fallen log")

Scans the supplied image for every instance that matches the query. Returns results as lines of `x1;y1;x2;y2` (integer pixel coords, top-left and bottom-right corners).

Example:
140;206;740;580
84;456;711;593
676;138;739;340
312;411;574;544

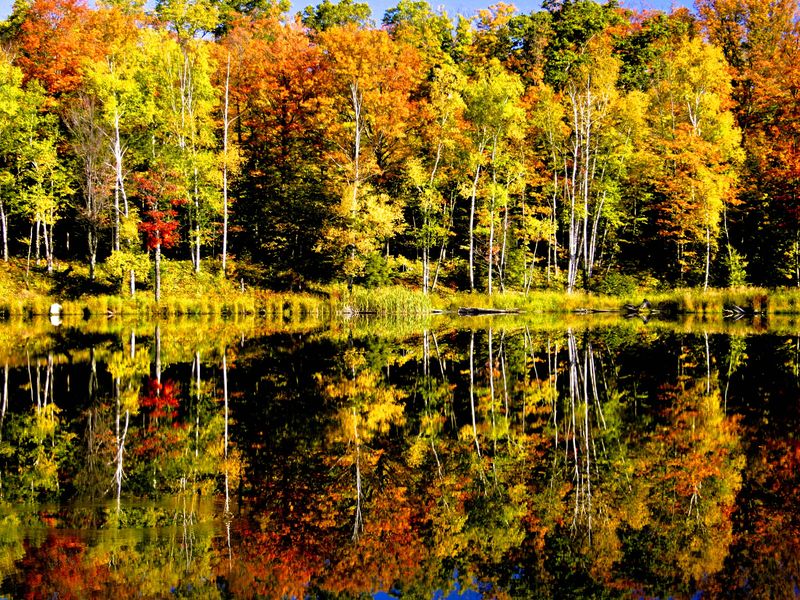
723;304;764;318
458;307;521;316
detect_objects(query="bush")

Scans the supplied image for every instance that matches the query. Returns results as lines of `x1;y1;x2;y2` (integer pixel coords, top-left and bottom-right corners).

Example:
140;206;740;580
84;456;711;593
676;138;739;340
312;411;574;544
592;272;638;296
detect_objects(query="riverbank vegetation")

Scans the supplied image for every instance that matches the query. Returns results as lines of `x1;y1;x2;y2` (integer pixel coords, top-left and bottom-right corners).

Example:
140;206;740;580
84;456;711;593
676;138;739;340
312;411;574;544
3;257;800;318
0;0;798;316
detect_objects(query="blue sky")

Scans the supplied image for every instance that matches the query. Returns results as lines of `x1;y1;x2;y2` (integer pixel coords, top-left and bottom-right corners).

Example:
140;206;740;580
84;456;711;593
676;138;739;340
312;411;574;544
0;0;692;24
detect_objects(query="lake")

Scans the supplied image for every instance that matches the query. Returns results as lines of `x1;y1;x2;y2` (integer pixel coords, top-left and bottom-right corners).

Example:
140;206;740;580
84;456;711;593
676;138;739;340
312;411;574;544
0;313;797;599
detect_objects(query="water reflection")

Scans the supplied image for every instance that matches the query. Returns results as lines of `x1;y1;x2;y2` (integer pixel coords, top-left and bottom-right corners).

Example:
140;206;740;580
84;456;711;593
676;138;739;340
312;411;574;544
0;314;796;598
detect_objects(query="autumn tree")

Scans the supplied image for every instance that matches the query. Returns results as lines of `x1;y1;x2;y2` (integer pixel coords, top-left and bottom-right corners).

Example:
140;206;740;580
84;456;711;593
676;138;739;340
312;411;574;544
220;15;332;285
697;0;800;284
645;36;743;287
461;61;525;294
11;0;103;97
317;25;421;282
149;5;220;275
64;94;114;280
135;169;185;302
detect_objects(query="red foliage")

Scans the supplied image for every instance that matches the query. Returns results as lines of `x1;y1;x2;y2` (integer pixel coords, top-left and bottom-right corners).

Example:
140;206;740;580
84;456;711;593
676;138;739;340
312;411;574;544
16;533;109;599
139;378;180;420
132;377;186;460
134;170;185;250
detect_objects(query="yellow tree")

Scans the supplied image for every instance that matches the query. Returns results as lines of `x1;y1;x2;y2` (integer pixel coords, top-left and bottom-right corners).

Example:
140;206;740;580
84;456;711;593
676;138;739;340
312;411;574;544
405;62;466;293
461;60;525;293
647;37;743;287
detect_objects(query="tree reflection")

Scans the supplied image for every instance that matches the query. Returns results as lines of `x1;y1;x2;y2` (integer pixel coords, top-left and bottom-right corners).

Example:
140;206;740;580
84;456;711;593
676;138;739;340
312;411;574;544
0;317;791;597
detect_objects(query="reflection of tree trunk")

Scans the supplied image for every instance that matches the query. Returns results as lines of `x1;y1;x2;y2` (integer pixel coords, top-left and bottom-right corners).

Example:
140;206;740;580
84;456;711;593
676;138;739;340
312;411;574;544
499;332;510;447
469;331;482;458
1;363;7;427
88;348;97;408
488;328;496;471
223;351;229;497
566;330;598;541
704;331;711;395
223;349;233;564
423;329;429;380
0;201;7;261
114;388;129;517
352;405;363;540
432;331;445;381
26;350;33;407
46;352;53;406
155;324;162;384
194;351;201;458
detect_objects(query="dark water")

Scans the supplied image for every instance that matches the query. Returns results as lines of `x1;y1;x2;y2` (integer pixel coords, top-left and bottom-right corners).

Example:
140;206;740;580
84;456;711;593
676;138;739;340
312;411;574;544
0;314;797;599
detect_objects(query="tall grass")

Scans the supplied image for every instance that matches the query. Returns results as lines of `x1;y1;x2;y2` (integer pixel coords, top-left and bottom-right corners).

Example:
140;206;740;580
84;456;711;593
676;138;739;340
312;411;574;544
432;290;633;313
328;284;432;315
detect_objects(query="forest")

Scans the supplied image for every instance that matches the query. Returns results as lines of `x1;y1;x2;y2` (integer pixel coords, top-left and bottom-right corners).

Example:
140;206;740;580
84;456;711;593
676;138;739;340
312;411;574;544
0;0;798;297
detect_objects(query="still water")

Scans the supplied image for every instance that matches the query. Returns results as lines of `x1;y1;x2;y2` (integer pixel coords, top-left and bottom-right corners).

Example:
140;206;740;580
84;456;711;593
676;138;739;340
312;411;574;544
0;313;797;599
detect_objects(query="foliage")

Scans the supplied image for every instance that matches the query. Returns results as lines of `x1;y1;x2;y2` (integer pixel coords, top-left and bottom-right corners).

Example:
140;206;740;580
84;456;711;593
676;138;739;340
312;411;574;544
0;0;795;301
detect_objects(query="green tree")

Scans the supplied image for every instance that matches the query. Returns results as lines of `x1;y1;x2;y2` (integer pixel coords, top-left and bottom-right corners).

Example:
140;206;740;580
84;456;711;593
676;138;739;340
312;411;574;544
300;0;372;32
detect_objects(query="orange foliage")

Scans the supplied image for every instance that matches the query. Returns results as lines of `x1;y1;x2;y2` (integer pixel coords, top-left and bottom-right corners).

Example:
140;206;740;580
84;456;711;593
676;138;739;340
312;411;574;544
14;0;104;96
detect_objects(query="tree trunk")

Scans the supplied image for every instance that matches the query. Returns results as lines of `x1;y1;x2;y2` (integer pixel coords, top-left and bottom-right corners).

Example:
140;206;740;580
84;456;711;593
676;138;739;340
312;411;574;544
45;217;53;274
704;224;711;291
155;244;161;303
0;201;7;261
89;226;97;280
468;163;481;292
487;135;498;295
222;54;231;277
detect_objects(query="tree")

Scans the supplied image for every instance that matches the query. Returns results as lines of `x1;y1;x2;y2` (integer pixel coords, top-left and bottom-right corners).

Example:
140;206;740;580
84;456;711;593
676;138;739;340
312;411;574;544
219;15;332;285
697;0;800;284
135;168;185;301
317;25;421;282
461;61;525;293
12;0;103;97
300;0;372;32
0;51;28;261
15;95;71;275
64;93;113;280
405;63;465;293
83;5;145;254
646;36;743;287
143;19;220;275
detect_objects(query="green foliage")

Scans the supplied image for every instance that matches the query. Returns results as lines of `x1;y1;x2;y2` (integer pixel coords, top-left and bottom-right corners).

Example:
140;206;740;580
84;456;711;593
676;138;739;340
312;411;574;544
592;271;639;296
722;244;748;287
301;0;372;31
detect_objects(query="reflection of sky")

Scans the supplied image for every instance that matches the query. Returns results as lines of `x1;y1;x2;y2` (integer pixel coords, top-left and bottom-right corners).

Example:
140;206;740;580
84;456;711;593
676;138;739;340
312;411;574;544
0;0;693;23
374;569;488;599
